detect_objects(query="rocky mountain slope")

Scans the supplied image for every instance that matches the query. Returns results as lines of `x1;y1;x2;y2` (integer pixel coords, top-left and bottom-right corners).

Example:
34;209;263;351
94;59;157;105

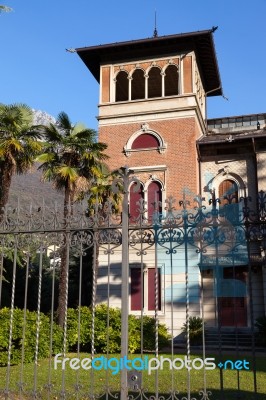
8;110;64;208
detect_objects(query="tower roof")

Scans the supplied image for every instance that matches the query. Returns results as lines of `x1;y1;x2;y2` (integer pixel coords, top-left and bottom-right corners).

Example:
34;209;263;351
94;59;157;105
76;29;222;97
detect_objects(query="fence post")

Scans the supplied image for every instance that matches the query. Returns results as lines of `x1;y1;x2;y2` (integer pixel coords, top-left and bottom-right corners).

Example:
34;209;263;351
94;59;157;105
120;167;130;400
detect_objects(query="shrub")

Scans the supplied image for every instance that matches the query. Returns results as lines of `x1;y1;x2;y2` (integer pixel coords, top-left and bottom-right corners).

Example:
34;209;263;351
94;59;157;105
66;306;92;350
0;308;63;366
142;316;170;351
66;304;170;353
181;316;203;345
0;305;170;365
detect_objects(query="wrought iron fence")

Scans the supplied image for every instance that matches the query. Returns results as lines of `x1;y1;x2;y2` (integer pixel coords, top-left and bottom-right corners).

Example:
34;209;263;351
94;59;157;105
0;168;265;399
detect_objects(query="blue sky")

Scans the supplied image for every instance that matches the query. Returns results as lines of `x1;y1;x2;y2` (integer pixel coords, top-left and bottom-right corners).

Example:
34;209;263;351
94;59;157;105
1;0;265;130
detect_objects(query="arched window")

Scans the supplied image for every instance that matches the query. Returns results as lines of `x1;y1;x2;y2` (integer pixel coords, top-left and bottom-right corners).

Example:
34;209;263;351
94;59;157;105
131;69;145;100
129;182;144;223
148;67;162;98
132;133;160;150
165;65;179;96
124;128;166;156
219;179;239;223
147;181;162;221
115;71;129;102
219;180;238;205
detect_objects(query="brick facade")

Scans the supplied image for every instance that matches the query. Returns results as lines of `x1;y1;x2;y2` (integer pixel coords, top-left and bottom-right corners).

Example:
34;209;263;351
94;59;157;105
99;118;200;201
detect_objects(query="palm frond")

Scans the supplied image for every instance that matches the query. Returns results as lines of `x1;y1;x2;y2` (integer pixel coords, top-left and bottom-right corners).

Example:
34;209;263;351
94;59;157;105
41;169;56;182
72;123;88;135
17;104;34;126
57;112;72;133
0;138;23;153
73;128;97;141
82;144;109;161
0;103;33;128
0;102;44;211
97;162;110;176
42;123;62;142
57;165;78;182
36;152;56;163
24;125;45;140
37;112;109;201
87;169;123;212
23;139;43;153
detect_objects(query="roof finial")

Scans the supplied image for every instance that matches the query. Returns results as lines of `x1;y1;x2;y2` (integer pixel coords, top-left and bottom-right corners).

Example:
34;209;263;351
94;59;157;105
153;10;158;37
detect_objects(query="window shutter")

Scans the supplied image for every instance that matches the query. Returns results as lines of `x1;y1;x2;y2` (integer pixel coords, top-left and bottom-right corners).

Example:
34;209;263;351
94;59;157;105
147;181;162;221
131;268;142;310
129;183;144;223
148;268;161;311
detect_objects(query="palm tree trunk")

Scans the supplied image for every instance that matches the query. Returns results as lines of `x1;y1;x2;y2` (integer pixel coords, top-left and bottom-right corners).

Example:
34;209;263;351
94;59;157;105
0;162;15;221
57;185;72;327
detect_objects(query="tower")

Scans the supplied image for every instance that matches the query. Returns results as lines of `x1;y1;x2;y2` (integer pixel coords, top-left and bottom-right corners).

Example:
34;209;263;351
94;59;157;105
76;29;222;205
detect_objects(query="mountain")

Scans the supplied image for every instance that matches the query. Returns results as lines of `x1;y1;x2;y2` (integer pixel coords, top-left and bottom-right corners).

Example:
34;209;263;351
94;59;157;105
8;110;64;208
9;164;64;208
32;109;56;126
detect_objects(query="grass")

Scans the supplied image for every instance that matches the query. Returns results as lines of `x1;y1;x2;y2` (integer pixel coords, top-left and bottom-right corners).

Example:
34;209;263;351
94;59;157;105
0;353;265;399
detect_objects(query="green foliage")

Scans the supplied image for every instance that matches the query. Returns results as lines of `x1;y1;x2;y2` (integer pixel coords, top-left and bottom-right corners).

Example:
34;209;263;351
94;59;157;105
87;168;123;215
66;306;92;350
0;103;43;174
67;304;170;354
0;308;63;366
1;246;92;313
0;257;60;312
181;316;203;345
0;305;170;366
36;111;108;195
143;315;170;350
255;316;266;346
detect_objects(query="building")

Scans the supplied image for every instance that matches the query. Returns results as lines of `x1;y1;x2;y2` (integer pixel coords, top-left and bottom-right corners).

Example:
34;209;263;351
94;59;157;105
199;113;266;328
76;29;266;337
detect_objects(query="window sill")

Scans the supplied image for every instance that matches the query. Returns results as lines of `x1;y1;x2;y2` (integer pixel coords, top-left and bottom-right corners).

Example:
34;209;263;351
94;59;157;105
130;310;165;316
124;146;167;157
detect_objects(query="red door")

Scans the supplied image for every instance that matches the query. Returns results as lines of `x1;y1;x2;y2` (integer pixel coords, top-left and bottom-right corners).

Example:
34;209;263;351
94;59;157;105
219;267;247;327
219;297;247;327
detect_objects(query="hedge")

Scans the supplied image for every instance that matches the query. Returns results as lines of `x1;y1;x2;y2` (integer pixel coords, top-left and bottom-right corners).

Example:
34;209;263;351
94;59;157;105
0;305;170;365
0;307;63;366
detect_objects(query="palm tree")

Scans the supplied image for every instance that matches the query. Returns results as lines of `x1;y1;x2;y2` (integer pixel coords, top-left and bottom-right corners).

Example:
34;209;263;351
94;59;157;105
88;167;122;218
37;112;108;326
0;103;43;217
